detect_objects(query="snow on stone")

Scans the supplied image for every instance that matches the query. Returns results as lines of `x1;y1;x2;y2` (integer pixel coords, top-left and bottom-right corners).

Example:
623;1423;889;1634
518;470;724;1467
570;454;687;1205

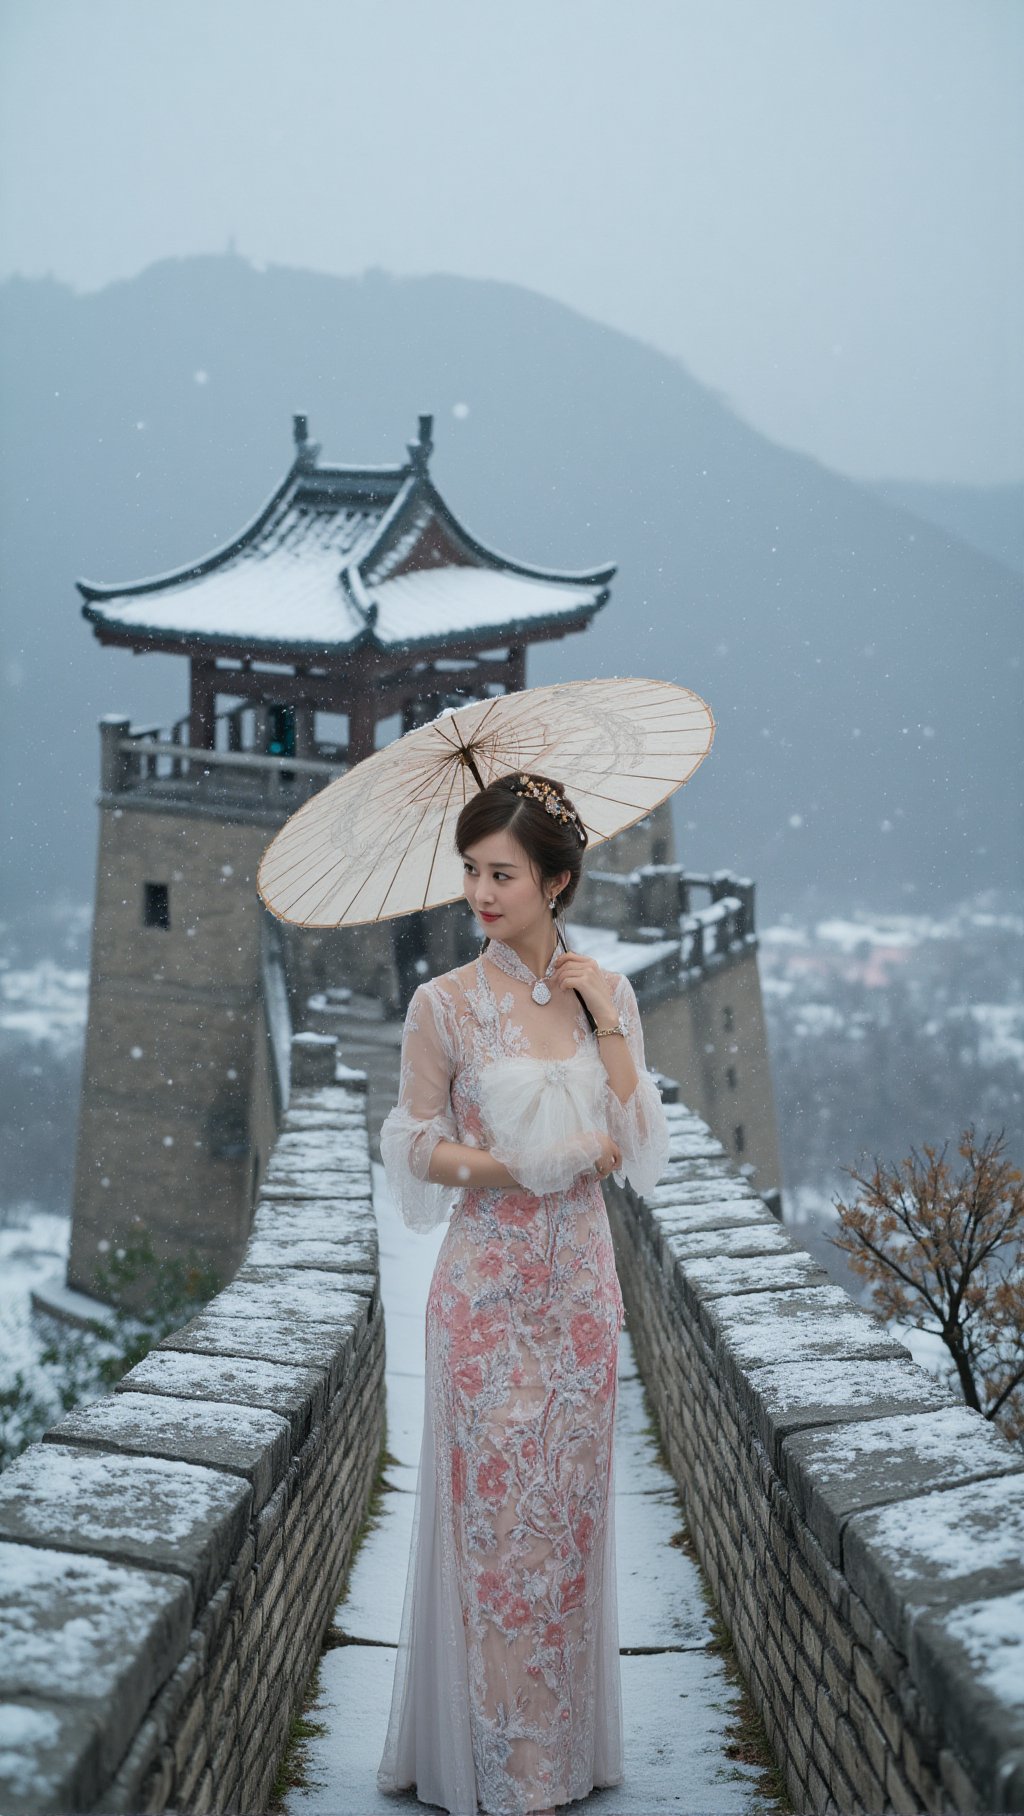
786;1406;1017;1481
854;1475;1024;1579
942;1588;1024;1709
123;1348;320;1402
713;1286;900;1364
55;1389;290;1447
564;922;679;978
0;1701;63;1784
0;1539;187;1695
0;1443;245;1549
214;1274;370;1322
750;1356;952;1413
665;1223;792;1261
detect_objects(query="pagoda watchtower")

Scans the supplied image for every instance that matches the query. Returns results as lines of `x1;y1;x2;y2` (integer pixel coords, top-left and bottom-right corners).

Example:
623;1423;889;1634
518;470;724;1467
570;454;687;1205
80;410;614;760
68;413;618;1302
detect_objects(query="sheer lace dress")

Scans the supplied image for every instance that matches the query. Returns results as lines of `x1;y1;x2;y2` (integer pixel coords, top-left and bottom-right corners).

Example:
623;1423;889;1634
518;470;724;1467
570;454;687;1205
376;943;670;1815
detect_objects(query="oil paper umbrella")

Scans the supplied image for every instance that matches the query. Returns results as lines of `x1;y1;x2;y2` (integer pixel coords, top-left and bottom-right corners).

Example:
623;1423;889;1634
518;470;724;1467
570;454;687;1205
256;675;714;928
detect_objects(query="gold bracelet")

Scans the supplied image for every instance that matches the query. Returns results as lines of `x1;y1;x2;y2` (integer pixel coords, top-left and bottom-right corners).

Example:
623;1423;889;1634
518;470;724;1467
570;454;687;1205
594;1020;627;1039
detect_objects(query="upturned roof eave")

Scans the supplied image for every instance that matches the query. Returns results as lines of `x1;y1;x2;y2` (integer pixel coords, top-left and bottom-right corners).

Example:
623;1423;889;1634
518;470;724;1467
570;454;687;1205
75;453;409;607
78;588;609;663
365;587;610;654
403;473;617;590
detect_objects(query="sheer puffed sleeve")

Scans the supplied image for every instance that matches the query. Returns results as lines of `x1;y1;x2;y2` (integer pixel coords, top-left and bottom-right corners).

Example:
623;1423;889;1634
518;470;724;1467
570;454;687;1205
602;973;670;1198
379;982;460;1233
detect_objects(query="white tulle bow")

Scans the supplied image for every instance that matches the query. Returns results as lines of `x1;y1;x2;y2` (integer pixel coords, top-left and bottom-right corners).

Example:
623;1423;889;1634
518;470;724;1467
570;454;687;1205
478;1051;611;1197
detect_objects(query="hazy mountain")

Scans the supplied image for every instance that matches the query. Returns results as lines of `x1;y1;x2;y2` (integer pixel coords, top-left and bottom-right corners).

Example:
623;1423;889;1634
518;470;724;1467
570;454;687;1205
867;478;1024;580
2;253;1021;929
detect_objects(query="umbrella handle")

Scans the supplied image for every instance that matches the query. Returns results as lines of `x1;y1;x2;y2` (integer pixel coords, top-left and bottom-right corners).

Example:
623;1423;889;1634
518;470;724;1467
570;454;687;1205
554;922;598;1034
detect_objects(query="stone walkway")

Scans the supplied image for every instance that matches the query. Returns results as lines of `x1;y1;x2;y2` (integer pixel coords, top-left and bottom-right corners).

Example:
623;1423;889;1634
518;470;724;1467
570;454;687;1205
283;1163;781;1816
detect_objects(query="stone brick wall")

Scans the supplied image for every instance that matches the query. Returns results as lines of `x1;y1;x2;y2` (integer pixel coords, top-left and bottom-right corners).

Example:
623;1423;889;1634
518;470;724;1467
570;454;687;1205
605;1101;1024;1816
0;1035;385;1815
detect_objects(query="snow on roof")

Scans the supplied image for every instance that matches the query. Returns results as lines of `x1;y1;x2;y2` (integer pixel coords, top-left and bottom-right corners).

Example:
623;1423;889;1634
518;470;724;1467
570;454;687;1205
83;538;369;648
79;425;612;656
84;543;604;654
370;566;604;648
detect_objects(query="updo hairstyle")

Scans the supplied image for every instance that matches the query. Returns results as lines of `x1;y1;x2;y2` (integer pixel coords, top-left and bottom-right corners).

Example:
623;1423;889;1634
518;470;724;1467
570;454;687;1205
454;771;588;914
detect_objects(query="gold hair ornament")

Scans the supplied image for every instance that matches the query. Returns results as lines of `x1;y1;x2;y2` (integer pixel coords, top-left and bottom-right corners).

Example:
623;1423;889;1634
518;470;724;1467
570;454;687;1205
508;773;587;846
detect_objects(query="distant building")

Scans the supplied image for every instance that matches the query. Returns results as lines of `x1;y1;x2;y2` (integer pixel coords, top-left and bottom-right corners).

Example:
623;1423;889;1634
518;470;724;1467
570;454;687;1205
67;412;782;1310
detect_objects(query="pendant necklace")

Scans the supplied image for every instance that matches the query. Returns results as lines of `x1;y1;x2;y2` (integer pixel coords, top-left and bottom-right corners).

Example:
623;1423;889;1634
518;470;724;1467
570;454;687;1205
485;936;558;1005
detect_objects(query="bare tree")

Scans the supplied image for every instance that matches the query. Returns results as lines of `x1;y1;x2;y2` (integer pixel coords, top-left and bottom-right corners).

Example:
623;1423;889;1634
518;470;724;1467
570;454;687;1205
830;1124;1024;1446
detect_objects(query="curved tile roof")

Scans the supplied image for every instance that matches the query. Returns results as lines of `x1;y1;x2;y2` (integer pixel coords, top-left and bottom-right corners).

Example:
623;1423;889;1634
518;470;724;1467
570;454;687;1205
79;417;614;658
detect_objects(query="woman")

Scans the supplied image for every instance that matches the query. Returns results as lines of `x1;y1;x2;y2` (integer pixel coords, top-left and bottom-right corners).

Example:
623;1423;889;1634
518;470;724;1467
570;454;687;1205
376;770;670;1816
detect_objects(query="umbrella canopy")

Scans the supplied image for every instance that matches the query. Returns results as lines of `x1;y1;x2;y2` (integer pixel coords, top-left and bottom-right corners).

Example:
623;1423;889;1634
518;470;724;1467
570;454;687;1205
256;676;714;928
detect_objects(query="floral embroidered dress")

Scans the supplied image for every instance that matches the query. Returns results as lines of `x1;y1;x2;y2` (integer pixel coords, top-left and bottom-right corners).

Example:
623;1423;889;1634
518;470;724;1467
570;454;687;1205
376;938;670;1816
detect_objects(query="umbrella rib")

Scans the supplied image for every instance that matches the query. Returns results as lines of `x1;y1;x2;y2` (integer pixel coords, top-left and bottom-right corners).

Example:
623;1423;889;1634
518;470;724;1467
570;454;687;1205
287;755;458;924
414;757;462;913
323;778;455;925
259;750;465;910
368;772;458;924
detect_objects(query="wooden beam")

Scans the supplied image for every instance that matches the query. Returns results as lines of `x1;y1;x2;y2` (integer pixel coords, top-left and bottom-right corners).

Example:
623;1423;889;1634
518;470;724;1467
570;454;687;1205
88;610;593;668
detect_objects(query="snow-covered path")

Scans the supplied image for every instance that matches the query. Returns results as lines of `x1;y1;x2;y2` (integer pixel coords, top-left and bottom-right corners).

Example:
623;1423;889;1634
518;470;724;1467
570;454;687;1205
282;1164;778;1815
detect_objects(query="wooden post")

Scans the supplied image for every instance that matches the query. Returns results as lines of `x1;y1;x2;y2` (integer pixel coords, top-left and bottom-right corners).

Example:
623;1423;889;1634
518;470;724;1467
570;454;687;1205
189;658;217;749
348;696;376;763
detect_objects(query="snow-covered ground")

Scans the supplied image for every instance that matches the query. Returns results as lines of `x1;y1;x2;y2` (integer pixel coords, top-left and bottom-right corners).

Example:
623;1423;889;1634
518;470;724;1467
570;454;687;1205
0;1206;73;1404
0;959;89;1060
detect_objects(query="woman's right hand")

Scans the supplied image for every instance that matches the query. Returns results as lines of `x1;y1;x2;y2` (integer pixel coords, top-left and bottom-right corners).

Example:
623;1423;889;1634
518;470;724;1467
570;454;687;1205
590;1132;623;1182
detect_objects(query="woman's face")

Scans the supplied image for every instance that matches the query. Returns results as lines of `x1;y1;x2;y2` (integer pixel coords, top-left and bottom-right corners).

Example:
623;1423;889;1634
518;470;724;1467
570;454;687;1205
460;830;569;942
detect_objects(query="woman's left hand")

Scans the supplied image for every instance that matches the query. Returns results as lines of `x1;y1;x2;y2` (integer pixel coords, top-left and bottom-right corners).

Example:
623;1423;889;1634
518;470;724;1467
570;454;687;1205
551;951;618;1026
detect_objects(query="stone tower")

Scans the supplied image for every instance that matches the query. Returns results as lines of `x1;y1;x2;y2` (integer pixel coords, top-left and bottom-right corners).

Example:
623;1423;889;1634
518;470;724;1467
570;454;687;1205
68;412;621;1302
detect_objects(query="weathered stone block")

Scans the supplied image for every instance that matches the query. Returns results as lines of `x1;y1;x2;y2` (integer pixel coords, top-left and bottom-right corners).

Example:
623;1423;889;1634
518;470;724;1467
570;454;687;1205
157;1310;352;1398
0;1537;192;1797
0;1693;108;1816
47;1390;291;1515
844;1474;1024;1654
783;1404;1022;1572
0;1447;251;1612
120;1346;327;1446
289;1032;339;1088
910;1586;1024;1816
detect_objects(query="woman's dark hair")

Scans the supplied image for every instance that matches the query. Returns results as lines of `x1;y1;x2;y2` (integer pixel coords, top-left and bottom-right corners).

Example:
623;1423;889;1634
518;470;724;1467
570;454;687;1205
457;771;596;1029
454;771;587;913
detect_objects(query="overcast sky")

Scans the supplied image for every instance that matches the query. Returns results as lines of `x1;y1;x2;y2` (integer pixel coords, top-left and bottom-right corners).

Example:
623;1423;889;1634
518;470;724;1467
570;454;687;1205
1;0;1020;485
